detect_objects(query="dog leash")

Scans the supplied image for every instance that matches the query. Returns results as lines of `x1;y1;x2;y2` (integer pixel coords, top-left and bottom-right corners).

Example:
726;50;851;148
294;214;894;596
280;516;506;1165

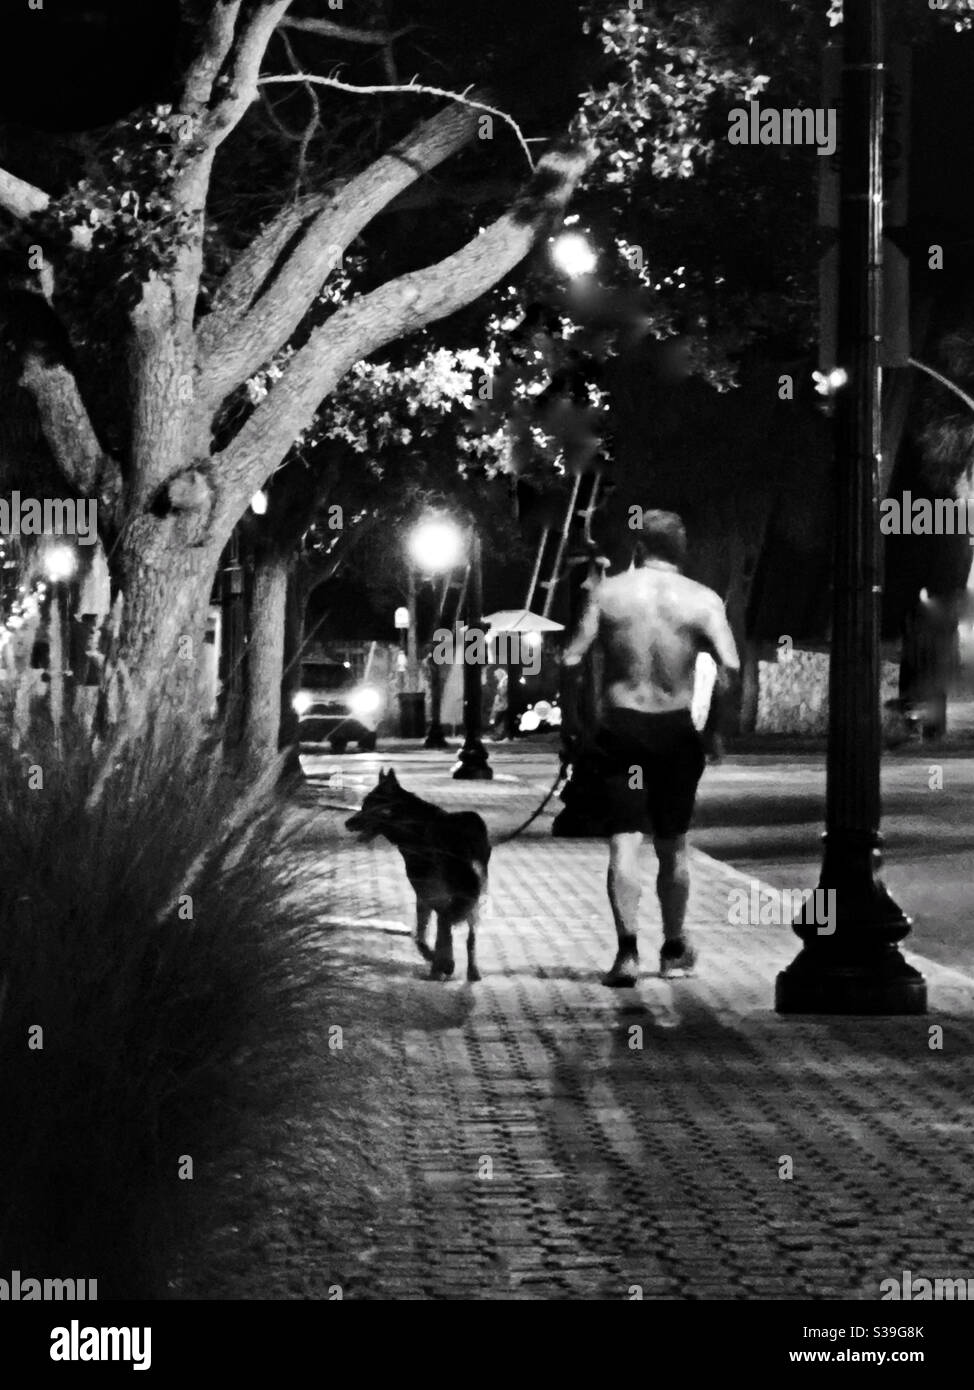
493;755;571;844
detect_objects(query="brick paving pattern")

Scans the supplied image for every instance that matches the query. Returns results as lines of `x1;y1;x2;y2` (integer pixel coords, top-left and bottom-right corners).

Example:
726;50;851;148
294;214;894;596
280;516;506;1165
200;760;974;1300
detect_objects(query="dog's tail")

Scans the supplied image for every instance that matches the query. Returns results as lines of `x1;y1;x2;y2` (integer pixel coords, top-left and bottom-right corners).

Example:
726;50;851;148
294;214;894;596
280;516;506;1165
471;858;488;895
450;858;488;913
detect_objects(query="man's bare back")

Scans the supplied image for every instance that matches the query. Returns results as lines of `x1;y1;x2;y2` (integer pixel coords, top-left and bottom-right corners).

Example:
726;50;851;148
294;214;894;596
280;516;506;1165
563;560;739;713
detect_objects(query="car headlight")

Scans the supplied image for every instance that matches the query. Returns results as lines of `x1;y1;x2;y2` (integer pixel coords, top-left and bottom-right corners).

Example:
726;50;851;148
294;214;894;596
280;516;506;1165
348;686;382;718
292;690;313;715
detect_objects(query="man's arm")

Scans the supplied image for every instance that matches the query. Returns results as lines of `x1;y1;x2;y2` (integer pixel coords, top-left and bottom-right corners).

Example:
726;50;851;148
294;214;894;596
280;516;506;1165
701;592;740;682
563;578;601;668
699;593;740;761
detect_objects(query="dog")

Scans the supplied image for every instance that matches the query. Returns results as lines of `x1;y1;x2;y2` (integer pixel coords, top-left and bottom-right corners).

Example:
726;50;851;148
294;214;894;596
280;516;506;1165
345;769;490;982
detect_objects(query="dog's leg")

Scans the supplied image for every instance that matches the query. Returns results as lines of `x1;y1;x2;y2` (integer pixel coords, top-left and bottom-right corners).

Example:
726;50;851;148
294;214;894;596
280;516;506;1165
415;902;434;962
466;899;481;983
430;911;455;981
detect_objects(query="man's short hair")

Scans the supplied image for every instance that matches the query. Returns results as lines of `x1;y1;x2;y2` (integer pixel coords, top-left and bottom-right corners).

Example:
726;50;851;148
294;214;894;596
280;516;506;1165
632;509;687;568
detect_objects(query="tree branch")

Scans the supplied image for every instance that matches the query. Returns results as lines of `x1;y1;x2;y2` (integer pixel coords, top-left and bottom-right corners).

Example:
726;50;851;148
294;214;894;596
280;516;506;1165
0;166;49;221
384;176;521;214
212;136;596;518
131;4;295;480
180;0;244;114
196;191;325;351
172;1;295;212
19;355;122;521
0;167;96;277
196;0;295;150
197;98;482;412
258;75;536;170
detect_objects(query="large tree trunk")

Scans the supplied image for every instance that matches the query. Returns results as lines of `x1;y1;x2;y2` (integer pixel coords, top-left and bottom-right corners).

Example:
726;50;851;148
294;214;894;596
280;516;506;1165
242;548;290;777
111;517;221;736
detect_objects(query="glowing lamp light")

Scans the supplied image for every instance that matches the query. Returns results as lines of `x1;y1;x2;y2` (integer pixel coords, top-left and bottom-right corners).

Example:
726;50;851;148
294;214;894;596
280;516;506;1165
408;517;465;574
550;230;598;279
348;686;382;719
292;690;313;715
813;366;849;397
43;545;77;583
250;490;269;515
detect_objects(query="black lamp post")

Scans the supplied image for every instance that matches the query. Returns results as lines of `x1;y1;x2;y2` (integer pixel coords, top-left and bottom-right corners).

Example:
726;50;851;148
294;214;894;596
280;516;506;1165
775;0;925;1014
452;528;493;780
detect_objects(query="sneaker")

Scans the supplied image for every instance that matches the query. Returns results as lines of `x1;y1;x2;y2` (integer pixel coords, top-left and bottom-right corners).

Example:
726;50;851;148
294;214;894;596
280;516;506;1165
659;939;698;978
601;951;639;988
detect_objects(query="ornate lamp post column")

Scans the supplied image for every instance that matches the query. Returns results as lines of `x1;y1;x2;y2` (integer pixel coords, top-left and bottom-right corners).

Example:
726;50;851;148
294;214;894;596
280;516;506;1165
43;543;78;756
776;0;925;1014
407;514;464;750
453;527;493;780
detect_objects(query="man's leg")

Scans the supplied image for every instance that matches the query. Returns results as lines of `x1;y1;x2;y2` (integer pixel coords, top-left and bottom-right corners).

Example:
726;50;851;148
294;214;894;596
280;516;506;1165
654;833;697;974
603;830;644;986
654;833;689;941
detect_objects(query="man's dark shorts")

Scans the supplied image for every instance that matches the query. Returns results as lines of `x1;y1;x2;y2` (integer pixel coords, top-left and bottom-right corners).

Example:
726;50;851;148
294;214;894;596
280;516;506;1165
593;707;705;838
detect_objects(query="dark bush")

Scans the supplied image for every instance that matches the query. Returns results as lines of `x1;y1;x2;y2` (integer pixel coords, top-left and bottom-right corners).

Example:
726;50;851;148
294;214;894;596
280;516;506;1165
0;716;325;1297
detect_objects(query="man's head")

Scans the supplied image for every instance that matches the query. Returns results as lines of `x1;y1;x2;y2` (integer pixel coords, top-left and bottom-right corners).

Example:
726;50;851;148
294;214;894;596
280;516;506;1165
630;509;687;569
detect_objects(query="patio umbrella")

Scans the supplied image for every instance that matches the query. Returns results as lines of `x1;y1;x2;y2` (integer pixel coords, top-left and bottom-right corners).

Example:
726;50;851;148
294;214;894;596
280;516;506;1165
482;608;565;639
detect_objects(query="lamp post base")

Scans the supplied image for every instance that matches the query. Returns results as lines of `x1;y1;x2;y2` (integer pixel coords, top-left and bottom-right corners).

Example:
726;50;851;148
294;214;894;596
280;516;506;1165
776;830;927;1014
423;723;450;750
775;943;926;1015
452;739;493;780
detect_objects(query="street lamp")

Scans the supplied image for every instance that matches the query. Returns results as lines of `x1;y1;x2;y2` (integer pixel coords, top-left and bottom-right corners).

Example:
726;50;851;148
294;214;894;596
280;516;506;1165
452;523;493;781
44;544;77;584
550;229;598;280
43;543;78;752
408;518;465;573
775;0;924;1015
406;515;464;749
394;605;409;688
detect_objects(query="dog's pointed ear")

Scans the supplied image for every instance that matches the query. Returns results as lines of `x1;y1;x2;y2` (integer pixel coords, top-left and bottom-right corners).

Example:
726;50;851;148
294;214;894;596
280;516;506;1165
386;769;399;786
378;768;389;783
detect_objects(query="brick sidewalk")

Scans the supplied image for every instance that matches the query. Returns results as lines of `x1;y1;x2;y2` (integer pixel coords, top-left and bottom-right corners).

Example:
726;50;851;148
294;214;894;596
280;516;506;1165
218;762;974;1300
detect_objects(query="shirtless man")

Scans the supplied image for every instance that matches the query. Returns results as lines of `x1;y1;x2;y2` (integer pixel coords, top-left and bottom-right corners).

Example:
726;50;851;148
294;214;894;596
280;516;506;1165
562;510;739;986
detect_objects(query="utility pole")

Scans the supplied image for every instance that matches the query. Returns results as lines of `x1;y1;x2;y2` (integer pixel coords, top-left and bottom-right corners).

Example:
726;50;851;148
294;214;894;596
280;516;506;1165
776;0;925;1014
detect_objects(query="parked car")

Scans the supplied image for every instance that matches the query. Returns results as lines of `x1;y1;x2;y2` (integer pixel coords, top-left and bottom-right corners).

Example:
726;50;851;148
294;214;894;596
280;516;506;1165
293;659;382;754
